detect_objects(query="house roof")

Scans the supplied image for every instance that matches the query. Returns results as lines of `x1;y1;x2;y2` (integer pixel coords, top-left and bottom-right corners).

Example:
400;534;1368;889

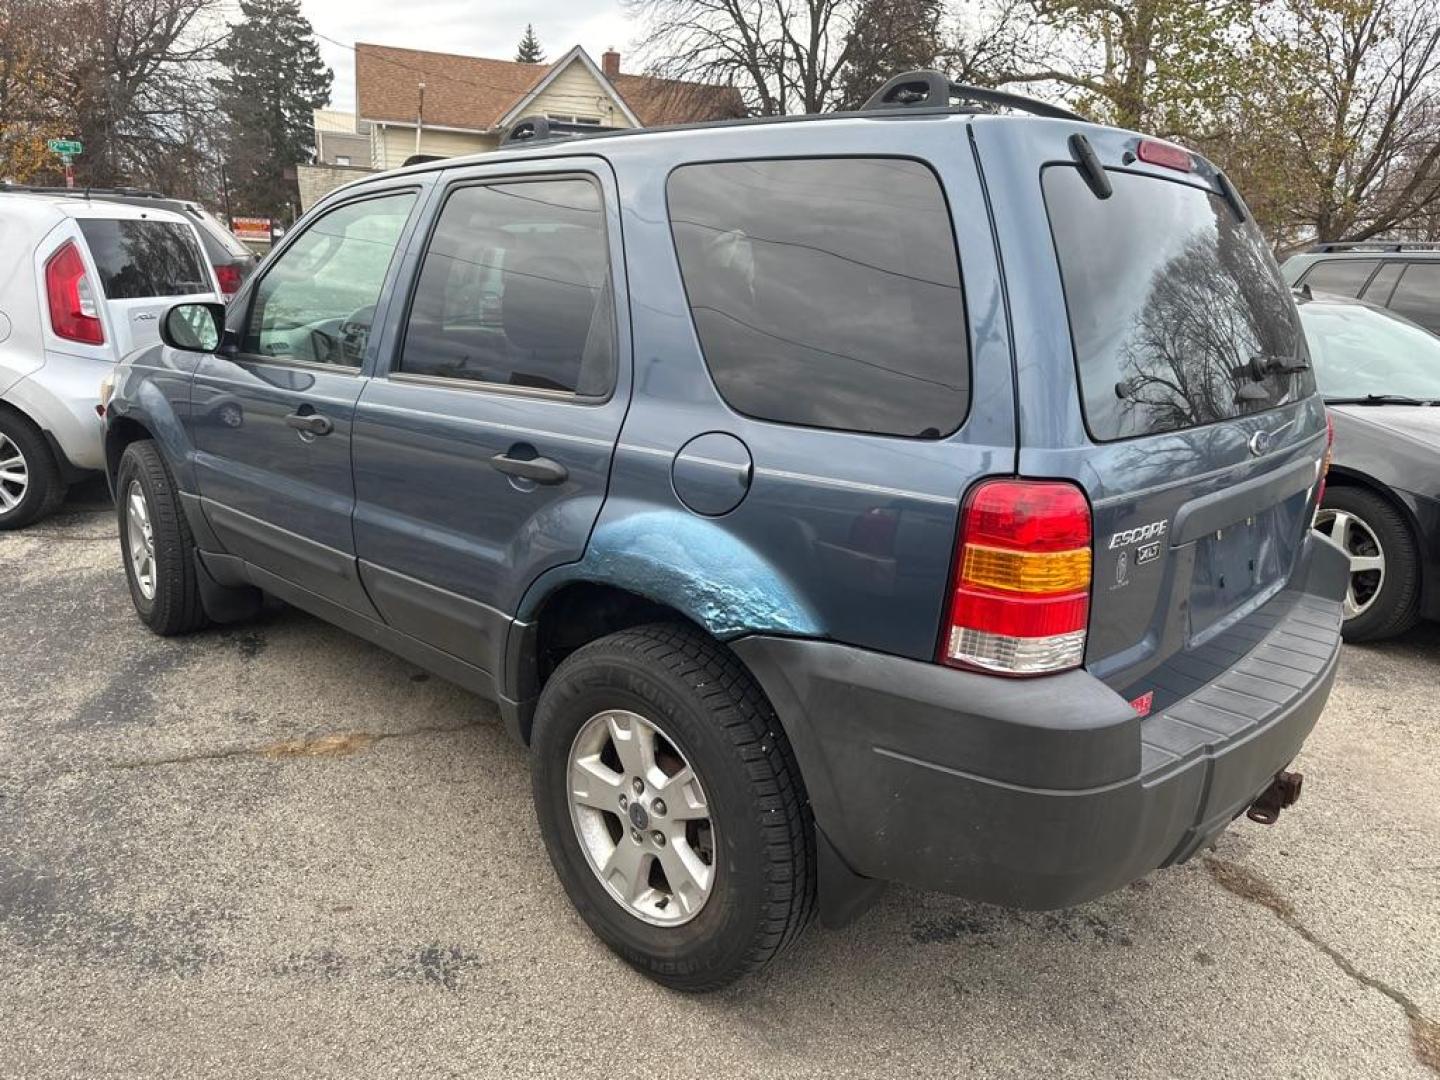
355;43;744;132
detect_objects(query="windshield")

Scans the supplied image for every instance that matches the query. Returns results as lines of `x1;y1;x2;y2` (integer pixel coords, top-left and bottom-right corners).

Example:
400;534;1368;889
1045;166;1311;441
1300;301;1440;400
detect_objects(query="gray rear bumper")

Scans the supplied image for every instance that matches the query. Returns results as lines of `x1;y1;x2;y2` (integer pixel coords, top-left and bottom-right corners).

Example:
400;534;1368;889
732;530;1348;912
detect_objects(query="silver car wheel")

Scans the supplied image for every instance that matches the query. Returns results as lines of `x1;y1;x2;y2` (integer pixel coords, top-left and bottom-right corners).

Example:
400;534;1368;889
0;433;29;513
567;709;717;926
1314;507;1385;619
125;480;157;601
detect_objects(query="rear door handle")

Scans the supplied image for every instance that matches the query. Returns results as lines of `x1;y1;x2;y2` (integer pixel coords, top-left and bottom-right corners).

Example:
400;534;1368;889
489;452;568;485
285;412;333;436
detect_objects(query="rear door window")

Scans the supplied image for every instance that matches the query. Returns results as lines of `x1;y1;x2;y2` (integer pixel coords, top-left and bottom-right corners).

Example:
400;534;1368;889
1044;167;1310;442
1386;263;1440;332
1300;259;1377;298
667;158;969;438
398;178;615;396
77;218;210;298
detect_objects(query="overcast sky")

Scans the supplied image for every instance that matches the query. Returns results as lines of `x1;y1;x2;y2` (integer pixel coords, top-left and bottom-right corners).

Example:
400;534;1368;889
298;0;638;113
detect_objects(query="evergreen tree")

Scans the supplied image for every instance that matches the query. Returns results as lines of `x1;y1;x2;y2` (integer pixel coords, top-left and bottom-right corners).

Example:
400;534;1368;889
836;0;943;111
515;23;545;64
215;0;332;221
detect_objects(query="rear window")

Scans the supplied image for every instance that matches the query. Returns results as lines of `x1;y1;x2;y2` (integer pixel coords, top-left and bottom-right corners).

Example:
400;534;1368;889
1045;167;1310;442
1300;259;1377;298
78;218;210;299
191;206;255;259
667;158;969;437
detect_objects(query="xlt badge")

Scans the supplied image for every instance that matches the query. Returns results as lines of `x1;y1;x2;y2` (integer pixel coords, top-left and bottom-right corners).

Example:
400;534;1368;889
1108;520;1168;550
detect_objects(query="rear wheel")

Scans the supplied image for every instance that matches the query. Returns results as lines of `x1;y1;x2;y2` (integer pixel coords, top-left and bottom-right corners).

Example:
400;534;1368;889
0;412;65;531
117;440;207;636
530;623;815;991
1314;486;1420;642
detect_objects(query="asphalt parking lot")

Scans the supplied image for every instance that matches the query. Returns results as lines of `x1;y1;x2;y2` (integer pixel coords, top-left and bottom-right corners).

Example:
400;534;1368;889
2;483;1437;1079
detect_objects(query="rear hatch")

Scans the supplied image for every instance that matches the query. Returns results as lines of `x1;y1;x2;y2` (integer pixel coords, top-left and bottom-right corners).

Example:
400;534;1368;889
977;120;1328;707
76;215;215;356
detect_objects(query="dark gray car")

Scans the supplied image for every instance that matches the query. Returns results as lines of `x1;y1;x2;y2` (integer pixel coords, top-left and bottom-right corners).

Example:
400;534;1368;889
103;72;1349;990
1299;293;1440;640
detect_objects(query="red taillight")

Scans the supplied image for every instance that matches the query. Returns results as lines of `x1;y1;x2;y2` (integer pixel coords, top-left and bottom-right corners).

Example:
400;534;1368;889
214;263;243;296
940;479;1092;676
45;241;104;345
1315;411;1336;508
1137;139;1193;173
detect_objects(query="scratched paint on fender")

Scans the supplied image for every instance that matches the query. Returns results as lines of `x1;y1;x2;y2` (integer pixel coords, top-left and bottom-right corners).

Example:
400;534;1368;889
583;511;820;637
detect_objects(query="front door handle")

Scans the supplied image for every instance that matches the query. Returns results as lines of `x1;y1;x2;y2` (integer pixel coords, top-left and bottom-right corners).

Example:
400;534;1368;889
285;412;333;436
489;451;568;485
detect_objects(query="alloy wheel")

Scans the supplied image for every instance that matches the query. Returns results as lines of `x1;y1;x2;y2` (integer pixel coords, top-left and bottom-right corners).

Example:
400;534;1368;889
567;709;717;926
125;480;157;600
1314;507;1385;619
0;433;29;513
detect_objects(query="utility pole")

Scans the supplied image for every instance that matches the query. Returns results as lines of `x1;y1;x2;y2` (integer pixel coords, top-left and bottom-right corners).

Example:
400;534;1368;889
415;82;426;156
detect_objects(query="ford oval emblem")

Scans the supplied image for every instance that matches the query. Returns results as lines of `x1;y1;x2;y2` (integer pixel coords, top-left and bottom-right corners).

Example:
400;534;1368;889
1247;429;1273;456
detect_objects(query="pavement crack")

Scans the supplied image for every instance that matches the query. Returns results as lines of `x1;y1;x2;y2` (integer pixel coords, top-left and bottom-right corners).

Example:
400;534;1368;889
103;721;486;771
1205;856;1439;1074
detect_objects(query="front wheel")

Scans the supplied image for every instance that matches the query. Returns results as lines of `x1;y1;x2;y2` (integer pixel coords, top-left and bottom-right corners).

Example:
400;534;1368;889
530;623;815;991
1314;486;1420;642
117;441;207;636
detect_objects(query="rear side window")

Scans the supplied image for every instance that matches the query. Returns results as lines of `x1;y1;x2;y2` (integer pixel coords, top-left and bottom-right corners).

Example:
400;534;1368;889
1300;259;1377;298
1045;167;1310;442
667;158;969;437
1362;262;1404;305
1387;263;1440;332
399;178;615;396
77;219;209;299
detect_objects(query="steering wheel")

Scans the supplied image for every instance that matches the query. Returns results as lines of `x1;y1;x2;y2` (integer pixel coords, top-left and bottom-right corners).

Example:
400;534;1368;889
338;305;378;364
308;327;336;363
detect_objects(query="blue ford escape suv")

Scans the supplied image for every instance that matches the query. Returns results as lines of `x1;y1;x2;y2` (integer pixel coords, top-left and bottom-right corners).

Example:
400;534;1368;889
104;73;1349;990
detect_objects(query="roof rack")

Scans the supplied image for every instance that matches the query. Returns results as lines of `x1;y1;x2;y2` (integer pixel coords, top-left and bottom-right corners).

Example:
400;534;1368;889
0;181;169;199
861;70;1084;122
502;116;623;146
1309;241;1440;253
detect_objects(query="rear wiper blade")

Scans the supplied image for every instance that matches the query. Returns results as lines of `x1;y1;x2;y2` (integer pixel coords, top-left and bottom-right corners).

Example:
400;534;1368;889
1254;352;1311;374
1323;394;1437;406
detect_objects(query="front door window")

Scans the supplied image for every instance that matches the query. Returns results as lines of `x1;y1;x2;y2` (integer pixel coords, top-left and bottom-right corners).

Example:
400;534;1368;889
243;192;416;367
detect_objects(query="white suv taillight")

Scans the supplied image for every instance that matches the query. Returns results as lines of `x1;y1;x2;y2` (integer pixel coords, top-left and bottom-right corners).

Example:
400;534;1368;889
45;240;105;345
940;479;1093;676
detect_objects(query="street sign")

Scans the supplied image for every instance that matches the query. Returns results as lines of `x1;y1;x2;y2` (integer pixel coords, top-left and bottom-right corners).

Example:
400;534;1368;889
46;139;83;155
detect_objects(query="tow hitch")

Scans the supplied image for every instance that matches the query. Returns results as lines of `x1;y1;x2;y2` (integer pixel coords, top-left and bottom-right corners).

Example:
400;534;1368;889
1246;770;1304;825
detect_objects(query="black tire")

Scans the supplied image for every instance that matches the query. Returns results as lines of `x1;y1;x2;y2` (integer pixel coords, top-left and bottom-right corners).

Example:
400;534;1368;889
116;440;207;636
0;409;65;531
1320;485;1420;642
531;623;815;991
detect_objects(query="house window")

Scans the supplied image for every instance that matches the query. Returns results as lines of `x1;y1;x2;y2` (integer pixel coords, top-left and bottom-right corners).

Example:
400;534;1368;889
336;155;351;166
546;114;602;126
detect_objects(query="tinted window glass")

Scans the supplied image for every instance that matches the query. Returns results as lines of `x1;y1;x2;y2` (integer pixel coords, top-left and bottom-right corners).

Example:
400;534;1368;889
1387;263;1440;332
667;158;968;437
1300;259;1377;298
1045;167;1309;442
1361;261;1404;304
77;219;209;299
399;179;613;395
244;192;415;367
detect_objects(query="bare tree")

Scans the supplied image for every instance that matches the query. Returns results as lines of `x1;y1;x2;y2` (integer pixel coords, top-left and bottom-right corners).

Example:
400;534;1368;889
625;0;862;114
9;0;225;189
1260;0;1440;246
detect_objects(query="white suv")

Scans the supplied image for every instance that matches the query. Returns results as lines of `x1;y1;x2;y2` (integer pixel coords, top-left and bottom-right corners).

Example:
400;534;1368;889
0;193;218;528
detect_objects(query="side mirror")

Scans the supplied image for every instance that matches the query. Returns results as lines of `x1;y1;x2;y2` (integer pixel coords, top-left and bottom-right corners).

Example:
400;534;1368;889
161;302;226;353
